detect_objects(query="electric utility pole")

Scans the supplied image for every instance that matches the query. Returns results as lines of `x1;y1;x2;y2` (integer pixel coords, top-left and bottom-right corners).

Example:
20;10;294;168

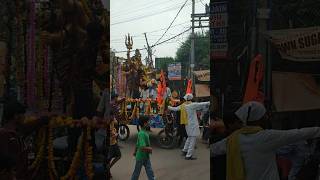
144;33;153;68
190;0;195;92
190;1;210;94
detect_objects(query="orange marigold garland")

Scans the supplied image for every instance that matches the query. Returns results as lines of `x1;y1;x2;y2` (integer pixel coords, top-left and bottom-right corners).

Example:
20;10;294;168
48;123;58;179
61;133;84;180
84;126;94;179
29;127;46;170
129;103;135;119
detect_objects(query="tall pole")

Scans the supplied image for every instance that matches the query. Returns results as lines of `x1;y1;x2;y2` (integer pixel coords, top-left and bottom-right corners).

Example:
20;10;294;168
144;33;153;67
256;0;270;107
190;0;195;93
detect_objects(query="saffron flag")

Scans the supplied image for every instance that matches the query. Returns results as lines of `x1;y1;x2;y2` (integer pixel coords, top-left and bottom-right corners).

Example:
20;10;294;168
157;70;166;106
186;79;192;94
243;54;265;104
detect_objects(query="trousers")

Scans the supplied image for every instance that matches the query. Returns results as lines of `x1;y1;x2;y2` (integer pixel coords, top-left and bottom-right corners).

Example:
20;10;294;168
183;136;197;158
131;159;155;180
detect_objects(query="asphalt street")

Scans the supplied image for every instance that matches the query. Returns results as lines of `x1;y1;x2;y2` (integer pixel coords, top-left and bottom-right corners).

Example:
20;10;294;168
110;125;210;180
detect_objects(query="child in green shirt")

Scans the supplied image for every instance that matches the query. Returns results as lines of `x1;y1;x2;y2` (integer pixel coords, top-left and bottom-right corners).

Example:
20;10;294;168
131;115;155;180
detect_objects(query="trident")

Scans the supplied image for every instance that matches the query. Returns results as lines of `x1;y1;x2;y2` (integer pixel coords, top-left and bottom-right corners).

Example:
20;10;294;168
125;34;133;61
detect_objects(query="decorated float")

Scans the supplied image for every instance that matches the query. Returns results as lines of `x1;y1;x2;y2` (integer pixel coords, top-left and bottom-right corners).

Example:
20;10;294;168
111;34;185;148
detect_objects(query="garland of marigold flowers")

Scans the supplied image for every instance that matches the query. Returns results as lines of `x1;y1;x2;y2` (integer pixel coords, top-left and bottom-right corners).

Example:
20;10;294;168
61;133;84;180
24;116;111;129
15;0;25;97
79;0;92;19
37;32;44;110
29;127;46;170
43;46;49;98
48;123;58;179
26;0;36;108
84;126;94;179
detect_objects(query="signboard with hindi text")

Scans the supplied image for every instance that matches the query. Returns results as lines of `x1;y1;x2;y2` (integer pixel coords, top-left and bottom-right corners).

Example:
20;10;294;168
268;26;320;61
210;1;228;59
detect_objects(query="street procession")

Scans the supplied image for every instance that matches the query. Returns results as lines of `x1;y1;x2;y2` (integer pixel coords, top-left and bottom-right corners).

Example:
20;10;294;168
0;0;211;179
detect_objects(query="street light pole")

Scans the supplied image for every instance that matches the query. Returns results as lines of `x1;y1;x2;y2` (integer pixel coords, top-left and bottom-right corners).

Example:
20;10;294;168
191;0;195;93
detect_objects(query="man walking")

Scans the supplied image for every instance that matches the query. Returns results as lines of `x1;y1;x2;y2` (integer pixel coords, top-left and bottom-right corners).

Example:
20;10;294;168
168;93;210;160
131;115;155;180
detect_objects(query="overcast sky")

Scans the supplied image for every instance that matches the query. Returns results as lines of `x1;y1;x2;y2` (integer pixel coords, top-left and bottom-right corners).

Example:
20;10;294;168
110;0;210;61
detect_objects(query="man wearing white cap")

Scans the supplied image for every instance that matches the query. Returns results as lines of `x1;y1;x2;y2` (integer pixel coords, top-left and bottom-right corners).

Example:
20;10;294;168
168;93;210;160
211;101;320;180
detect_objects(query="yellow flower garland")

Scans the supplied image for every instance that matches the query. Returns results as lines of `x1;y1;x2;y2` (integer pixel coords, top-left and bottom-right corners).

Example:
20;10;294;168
79;0;92;19
25;116;116;179
61;133;84;180
48;124;58;179
29;127;46;170
84;126;94;179
129;103;137;119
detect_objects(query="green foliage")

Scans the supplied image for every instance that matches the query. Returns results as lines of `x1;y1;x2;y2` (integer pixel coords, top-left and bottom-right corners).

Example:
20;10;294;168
175;31;210;76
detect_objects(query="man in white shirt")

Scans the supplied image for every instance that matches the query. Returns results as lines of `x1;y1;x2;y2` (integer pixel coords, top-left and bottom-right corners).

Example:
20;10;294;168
140;85;149;113
168;93;210;160
211;101;320;180
148;79;157;114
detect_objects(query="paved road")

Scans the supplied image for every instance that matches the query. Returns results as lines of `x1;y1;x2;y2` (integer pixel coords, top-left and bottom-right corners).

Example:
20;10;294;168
110;125;210;180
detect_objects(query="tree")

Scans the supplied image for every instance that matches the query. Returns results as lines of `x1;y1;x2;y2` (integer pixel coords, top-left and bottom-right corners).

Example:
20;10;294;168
175;31;210;77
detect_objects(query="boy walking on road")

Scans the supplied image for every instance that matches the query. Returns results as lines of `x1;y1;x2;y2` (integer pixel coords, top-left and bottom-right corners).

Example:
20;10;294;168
107;111;121;179
131;115;155;180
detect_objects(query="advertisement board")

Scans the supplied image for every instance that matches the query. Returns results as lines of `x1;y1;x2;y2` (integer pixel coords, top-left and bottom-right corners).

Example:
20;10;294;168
168;63;181;80
268;26;320;61
210;1;228;59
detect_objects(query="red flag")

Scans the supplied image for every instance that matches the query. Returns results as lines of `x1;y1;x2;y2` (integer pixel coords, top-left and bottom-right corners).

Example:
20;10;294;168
243;54;265;104
186;79;192;94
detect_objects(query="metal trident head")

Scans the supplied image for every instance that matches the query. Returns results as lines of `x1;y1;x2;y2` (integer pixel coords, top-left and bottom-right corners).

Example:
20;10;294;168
125;33;133;50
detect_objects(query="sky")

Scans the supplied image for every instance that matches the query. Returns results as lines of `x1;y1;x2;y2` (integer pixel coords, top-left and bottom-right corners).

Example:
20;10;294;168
110;0;210;61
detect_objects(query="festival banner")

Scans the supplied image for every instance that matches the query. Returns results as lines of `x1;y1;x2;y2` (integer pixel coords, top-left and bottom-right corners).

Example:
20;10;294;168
267;26;320;61
168;63;181;80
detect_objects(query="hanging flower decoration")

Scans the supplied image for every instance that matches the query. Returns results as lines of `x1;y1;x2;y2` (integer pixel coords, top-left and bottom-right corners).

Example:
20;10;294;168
47;123;58;179
61;133;84;180
84;126;94;179
29;127;46;170
24;116;109;129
